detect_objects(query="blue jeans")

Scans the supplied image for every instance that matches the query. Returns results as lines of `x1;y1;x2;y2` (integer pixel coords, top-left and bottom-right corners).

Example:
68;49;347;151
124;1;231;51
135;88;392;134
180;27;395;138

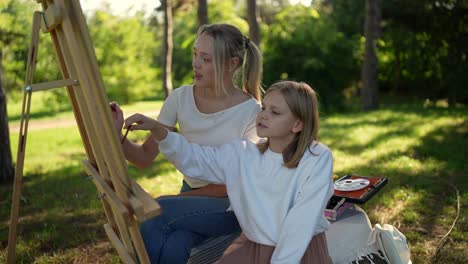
140;181;241;264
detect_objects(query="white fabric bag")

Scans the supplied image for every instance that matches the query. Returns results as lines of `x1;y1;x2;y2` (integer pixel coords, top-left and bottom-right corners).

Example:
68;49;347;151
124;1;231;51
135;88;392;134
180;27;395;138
367;224;412;264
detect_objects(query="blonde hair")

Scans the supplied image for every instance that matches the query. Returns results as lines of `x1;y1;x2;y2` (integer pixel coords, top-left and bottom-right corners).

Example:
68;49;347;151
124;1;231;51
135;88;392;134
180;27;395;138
257;81;320;168
197;24;263;100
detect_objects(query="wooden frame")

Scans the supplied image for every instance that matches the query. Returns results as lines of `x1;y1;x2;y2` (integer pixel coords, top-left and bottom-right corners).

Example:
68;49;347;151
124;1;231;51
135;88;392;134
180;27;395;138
7;1;161;263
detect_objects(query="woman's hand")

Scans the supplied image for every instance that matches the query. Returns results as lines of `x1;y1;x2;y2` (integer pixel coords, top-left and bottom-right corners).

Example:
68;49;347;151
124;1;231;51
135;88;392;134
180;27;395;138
124;113;168;141
109;101;124;135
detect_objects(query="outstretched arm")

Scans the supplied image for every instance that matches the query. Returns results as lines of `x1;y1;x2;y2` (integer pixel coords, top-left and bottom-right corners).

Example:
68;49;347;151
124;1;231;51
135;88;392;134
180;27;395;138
110;103;174;168
124;113;235;185
124;113;169;141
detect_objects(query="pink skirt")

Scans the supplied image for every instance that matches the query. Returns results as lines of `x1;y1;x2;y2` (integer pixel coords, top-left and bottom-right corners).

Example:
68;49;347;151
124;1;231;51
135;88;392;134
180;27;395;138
214;232;332;264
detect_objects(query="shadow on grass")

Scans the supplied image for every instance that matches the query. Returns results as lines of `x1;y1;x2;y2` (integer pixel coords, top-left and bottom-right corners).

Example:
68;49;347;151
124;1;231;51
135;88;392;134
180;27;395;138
2;105;466;263
0;156;173;262
325;121;421;155
128;155;177;180
325;109;467;263
0;166;101;262
322;106;466;156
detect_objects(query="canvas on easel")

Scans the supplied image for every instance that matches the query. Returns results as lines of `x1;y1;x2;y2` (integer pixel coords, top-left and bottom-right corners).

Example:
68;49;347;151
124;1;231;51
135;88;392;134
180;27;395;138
7;1;161;263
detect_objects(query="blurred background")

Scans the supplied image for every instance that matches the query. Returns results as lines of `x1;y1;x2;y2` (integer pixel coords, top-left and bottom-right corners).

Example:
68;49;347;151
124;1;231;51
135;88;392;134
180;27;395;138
0;1;466;263
1;0;466;110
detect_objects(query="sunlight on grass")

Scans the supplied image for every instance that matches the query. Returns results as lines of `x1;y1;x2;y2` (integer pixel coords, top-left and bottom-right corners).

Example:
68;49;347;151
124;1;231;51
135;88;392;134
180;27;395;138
3;103;466;263
319;107;467;263
138;171;183;197
7;97;163;124
9;127;85;174
367;187;425;224
325;111;465;178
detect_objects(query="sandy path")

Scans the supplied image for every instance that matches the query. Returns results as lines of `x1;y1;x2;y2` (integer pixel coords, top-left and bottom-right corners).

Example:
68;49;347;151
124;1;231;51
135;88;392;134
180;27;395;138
9;111;158;132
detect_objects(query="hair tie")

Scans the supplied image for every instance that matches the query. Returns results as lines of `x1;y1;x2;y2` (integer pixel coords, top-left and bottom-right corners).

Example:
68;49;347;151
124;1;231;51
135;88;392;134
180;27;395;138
244;36;250;49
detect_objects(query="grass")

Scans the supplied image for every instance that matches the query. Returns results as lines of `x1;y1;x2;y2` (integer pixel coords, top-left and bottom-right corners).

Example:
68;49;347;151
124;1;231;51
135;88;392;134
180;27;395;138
6;92;164;124
1;99;467;263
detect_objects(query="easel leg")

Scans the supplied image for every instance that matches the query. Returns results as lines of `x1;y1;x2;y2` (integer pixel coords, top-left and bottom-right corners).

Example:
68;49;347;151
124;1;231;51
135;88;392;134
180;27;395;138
7;11;42;264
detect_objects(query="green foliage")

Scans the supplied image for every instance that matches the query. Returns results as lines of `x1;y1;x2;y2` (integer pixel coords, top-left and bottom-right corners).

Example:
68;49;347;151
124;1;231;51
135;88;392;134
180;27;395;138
326;0;365;38
1;1;159;109
0;0;35;97
1;0;67;112
2;0;466;111
263;5;359;111
378;0;468;104
170;5;198;89
87;11;159;103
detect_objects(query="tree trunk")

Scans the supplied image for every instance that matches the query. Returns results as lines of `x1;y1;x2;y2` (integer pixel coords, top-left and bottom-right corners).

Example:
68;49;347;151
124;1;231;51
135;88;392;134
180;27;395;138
0;49;15;183
162;0;173;98
247;0;260;46
361;0;381;111
197;0;208;28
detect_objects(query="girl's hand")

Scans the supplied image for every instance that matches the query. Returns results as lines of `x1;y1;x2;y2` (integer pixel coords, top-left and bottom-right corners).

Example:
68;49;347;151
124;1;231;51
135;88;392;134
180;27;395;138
109;101;124;134
124;113;168;141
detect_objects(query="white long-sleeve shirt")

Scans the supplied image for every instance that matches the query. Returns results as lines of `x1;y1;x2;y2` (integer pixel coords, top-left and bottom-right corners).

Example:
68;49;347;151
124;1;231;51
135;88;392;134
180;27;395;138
157;85;261;188
158;132;334;264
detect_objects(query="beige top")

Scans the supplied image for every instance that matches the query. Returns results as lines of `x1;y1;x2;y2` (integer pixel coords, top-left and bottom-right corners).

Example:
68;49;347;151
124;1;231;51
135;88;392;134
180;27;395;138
157;85;261;188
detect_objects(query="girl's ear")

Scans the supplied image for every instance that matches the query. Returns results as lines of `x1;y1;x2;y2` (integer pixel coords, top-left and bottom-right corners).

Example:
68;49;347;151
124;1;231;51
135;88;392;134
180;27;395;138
292;119;303;134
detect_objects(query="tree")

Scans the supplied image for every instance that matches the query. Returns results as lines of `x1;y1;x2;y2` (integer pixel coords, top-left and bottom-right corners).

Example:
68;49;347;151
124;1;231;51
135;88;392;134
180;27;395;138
378;0;468;104
247;0;260;46
0;49;14;183
197;0;208;28
162;0;174;98
87;11;159;102
0;0;32;184
361;0;381;111
264;5;356;111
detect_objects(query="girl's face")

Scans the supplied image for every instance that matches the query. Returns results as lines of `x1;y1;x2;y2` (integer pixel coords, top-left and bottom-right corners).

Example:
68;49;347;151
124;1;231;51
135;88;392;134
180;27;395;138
256;90;303;151
192;33;215;88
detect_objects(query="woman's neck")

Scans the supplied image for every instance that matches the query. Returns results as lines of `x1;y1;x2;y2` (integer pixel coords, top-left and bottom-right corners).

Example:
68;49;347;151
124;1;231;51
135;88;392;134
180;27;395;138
193;83;248;114
197;80;237;99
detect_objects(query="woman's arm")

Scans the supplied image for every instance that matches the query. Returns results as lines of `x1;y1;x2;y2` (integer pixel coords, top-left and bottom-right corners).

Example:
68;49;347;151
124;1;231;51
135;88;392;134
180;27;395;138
178;184;227;197
110;102;175;168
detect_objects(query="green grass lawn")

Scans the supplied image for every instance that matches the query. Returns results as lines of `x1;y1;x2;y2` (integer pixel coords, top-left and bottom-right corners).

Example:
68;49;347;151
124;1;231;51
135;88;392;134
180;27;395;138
1;100;466;263
6;93;164;124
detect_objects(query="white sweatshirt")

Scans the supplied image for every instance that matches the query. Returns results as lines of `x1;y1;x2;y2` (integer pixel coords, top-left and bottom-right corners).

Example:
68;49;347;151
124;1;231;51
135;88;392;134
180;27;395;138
157;85;261;188
158;132;334;264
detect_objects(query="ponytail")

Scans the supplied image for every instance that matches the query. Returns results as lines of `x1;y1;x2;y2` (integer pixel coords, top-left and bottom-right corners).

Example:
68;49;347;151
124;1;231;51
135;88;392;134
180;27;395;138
242;39;263;101
198;24;263;100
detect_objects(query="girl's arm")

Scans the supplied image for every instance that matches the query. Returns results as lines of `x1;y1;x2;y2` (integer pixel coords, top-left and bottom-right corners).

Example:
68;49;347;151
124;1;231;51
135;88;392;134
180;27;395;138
124;114;236;184
120;127;175;168
110;102;175;168
271;149;334;264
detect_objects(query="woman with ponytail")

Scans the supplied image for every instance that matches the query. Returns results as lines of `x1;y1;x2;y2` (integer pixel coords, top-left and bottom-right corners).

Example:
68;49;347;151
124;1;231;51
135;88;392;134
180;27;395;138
111;23;263;264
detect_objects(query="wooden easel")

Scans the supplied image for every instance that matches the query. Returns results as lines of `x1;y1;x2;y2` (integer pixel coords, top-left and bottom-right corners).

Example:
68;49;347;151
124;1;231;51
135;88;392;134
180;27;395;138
7;1;161;263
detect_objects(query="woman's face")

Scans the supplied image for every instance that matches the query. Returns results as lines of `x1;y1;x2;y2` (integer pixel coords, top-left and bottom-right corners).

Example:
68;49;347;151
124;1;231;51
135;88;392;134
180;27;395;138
192;33;215;88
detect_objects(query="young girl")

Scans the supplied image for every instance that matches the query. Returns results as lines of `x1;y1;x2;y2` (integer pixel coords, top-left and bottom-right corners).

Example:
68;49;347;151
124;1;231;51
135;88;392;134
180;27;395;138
110;23;263;263
124;81;334;263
